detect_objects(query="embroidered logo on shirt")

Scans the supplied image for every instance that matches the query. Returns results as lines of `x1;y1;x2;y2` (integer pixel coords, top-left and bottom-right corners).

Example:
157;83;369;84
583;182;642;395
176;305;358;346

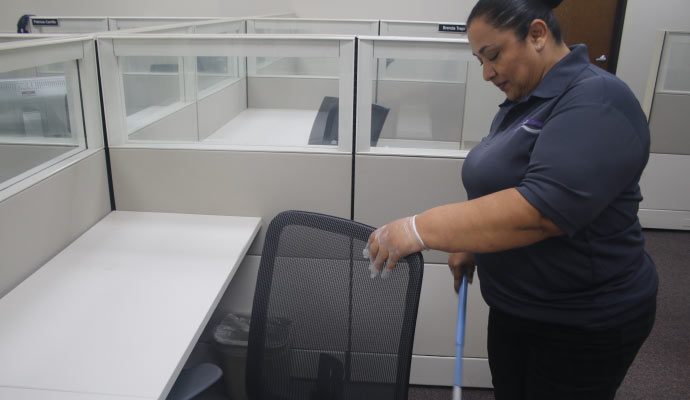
519;119;544;134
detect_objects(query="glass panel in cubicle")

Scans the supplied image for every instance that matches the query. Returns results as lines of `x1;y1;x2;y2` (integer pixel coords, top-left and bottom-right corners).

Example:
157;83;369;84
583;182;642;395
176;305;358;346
108;17;217;31
648;31;690;155
0;37;101;194
0;62;77;140
192;19;245;34
120;54;244;132
357;37;501;157
657;32;690;94
114;18;245;35
246;18;379;35
98;35;355;152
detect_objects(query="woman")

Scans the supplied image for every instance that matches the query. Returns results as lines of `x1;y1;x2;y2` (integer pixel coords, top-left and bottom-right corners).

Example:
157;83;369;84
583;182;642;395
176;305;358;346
364;0;658;398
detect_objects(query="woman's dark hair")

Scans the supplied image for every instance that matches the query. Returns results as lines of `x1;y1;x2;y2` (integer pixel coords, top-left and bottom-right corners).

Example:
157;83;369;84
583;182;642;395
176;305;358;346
467;0;564;44
17;14;34;34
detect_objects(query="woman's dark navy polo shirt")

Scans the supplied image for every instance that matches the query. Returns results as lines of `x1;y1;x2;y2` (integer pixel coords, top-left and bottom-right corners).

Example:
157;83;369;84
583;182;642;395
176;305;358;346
462;45;658;329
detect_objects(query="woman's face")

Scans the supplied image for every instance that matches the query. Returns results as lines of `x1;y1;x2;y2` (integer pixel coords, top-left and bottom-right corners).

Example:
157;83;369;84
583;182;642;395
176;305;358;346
467;18;544;101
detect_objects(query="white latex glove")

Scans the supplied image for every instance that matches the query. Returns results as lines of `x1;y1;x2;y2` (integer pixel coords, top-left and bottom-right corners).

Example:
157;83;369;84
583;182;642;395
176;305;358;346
363;215;428;279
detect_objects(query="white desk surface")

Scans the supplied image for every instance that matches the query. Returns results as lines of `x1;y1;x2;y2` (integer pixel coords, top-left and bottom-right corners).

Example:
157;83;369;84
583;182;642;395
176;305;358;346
0;211;261;400
203;108;317;146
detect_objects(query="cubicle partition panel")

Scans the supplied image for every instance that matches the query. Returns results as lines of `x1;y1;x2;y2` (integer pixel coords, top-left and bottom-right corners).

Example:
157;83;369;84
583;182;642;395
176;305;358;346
28;16;109;33
192;19;246;34
640;31;690;230
357;37;498;156
354;37;492;387
107;16;219;31
98;34;355;152
380;19;469;38
247;17;379;35
0;36;109;298
107;18;246;35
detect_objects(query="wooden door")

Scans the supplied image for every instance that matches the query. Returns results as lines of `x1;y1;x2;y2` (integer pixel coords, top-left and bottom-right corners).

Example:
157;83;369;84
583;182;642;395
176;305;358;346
554;0;627;73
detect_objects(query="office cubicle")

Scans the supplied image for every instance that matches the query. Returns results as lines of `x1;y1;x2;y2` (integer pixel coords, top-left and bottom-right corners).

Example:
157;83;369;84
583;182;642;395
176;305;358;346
637;31;690;230
5;19;496;387
98;34;355;153
0;36;110;298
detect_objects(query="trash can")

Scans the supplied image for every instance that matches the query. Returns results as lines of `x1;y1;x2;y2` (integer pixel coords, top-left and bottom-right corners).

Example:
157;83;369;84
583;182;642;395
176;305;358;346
213;313;291;400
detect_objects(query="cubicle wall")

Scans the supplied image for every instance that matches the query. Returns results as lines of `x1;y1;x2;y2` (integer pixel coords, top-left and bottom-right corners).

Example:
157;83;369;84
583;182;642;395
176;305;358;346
0;36;110;298
639;31;690;230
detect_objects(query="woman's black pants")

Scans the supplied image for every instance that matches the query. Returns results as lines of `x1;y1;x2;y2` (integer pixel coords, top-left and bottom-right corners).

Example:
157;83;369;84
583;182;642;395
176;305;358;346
487;300;656;400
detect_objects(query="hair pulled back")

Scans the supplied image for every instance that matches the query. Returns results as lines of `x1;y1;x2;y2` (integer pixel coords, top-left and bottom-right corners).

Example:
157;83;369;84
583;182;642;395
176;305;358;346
467;0;565;44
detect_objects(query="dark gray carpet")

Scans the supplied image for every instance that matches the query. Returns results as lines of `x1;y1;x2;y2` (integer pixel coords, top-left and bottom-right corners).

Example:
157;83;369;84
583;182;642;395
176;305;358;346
614;229;690;400
409;229;690;400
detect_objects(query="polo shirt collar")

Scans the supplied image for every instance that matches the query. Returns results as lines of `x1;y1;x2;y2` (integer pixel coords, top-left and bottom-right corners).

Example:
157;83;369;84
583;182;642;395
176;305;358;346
500;44;591;106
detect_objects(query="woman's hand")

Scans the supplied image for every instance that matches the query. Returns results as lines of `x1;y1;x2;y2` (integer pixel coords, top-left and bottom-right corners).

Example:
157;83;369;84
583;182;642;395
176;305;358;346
364;216;426;278
448;252;476;292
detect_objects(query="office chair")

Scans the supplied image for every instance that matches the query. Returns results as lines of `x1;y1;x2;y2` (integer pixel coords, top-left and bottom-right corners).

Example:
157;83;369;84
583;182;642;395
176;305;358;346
167;342;224;400
246;210;424;400
167;362;222;400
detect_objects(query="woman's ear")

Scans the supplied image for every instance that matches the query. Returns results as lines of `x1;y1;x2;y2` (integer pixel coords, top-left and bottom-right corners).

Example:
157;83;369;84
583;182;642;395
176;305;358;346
529;19;549;51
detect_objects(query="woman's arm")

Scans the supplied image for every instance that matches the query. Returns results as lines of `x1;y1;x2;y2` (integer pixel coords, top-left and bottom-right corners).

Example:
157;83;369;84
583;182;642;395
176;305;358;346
418;187;563;254
366;188;563;274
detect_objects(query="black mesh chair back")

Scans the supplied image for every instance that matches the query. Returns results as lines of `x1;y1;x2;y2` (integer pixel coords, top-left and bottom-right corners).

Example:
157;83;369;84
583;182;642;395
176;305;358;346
246;210;424;400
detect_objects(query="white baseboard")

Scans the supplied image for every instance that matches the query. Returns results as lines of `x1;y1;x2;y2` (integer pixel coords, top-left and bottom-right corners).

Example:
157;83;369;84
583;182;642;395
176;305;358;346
410;355;492;388
639;209;690;230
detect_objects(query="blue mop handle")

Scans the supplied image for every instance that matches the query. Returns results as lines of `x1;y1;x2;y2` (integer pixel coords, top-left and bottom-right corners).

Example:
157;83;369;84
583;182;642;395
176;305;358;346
454;275;469;392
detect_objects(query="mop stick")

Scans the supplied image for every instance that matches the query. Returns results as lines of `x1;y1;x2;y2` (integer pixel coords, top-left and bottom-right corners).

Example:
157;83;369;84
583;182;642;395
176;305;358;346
452;275;468;400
